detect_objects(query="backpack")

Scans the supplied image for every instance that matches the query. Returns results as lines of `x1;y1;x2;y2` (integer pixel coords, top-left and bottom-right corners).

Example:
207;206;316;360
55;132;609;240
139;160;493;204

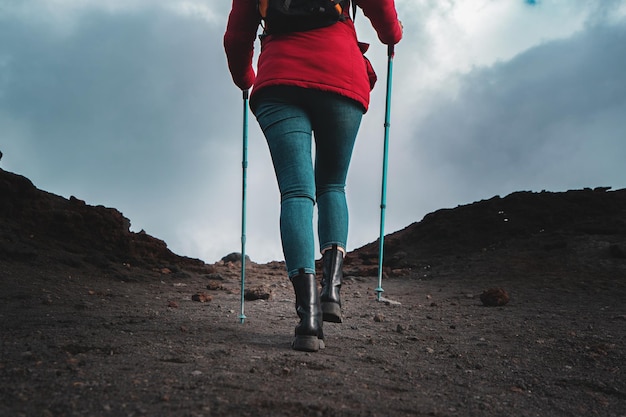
258;0;351;35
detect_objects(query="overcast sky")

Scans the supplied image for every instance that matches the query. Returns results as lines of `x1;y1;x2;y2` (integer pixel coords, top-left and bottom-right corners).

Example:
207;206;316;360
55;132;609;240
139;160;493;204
1;0;625;264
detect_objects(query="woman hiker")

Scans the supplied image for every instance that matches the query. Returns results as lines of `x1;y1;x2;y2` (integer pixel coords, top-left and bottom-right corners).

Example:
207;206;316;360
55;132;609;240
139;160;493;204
224;0;402;352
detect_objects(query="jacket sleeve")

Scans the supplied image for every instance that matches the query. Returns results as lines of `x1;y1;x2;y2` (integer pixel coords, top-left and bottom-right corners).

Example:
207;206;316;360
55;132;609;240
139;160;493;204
355;0;403;45
223;0;260;90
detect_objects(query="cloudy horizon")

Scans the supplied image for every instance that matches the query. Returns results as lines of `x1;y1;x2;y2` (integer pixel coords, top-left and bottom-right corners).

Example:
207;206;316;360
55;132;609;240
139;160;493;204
2;0;625;264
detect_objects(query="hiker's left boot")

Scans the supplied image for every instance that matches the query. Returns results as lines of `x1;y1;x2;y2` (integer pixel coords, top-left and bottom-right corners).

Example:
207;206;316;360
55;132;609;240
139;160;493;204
290;270;325;352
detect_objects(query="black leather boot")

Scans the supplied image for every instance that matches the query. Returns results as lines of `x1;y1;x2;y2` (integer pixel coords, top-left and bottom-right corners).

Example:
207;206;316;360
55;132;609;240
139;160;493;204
290;270;324;352
320;244;343;323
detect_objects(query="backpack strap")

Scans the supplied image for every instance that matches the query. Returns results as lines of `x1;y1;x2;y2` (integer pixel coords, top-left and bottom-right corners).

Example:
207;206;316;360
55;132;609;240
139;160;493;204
339;0;357;22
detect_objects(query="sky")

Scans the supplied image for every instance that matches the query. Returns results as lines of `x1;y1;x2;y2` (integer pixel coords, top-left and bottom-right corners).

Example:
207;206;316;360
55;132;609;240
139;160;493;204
1;0;625;264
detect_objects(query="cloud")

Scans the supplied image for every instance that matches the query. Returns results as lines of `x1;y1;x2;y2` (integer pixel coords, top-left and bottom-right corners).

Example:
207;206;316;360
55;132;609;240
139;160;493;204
403;20;626;202
0;4;253;257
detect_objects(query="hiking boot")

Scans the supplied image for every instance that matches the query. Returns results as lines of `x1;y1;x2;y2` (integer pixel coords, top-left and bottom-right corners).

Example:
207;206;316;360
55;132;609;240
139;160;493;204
320;244;343;323
290;270;325;352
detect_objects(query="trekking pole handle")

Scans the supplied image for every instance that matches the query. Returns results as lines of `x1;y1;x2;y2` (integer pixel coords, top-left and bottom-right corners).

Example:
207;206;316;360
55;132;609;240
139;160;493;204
242;89;249;100
388;44;395;58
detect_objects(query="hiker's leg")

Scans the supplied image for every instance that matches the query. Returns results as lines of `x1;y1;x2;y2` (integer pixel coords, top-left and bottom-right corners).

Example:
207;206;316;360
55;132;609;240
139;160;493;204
253;87;324;351
252;88;316;279
309;92;364;253
307;91;363;323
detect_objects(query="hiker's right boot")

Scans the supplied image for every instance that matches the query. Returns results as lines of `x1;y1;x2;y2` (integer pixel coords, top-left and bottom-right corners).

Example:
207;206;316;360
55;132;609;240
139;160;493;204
320;244;344;323
290;270;324;352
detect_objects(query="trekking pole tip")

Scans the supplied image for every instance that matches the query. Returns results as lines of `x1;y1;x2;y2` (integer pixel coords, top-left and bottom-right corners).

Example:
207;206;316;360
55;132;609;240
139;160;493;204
375;286;384;301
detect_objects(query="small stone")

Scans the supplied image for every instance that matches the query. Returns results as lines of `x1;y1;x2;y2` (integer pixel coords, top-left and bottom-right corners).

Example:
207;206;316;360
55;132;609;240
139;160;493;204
373;313;385;322
192;292;213;303
244;286;272;301
206;281;225;291
480;288;510;307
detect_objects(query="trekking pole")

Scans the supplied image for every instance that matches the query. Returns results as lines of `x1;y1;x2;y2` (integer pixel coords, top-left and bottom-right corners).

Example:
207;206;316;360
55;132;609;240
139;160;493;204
239;89;249;323
376;44;395;302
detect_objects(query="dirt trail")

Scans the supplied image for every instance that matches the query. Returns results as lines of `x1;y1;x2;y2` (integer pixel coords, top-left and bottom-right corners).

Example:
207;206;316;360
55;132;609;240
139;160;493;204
1;250;625;417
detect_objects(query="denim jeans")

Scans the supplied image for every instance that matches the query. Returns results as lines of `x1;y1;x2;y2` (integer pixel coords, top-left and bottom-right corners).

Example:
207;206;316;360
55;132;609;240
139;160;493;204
252;86;364;277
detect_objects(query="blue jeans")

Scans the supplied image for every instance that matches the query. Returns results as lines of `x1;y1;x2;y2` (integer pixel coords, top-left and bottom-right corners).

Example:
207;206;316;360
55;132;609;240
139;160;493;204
252;86;364;278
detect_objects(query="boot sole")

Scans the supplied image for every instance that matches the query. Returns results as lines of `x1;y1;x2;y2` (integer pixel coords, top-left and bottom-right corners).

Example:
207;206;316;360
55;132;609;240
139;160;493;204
321;302;343;323
292;335;325;352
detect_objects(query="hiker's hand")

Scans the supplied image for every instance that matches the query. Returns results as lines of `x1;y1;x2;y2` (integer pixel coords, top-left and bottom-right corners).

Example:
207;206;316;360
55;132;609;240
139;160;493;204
235;66;255;90
384;19;403;45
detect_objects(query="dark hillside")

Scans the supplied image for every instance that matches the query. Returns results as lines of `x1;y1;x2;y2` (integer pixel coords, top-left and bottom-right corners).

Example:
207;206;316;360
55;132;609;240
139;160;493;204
2;167;625;279
0;168;210;274
350;187;626;276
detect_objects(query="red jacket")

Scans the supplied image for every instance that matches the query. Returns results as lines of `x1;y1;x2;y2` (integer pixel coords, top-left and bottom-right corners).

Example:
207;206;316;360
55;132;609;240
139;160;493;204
224;0;402;112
